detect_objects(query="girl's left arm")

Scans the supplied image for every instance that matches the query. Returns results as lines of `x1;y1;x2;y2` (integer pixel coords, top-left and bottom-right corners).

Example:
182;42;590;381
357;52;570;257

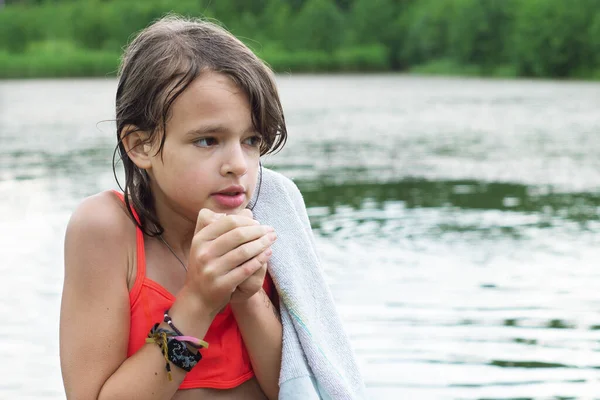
231;288;282;400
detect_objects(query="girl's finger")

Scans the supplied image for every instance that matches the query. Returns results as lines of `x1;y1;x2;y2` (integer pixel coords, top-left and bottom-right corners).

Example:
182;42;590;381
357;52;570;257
220;250;272;289
194;208;224;235
210;225;274;257
217;233;276;273
238;208;254;220
195;213;259;241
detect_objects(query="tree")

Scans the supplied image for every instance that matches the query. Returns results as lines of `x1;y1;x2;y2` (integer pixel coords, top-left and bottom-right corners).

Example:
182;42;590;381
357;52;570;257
401;0;456;65
448;0;515;69
513;0;600;77
289;0;345;52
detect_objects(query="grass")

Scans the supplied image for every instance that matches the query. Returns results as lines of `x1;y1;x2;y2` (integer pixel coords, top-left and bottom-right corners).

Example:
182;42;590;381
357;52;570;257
0;41;119;79
2;43;597;80
410;59;518;78
410;58;600;81
257;44;390;73
0;41;391;79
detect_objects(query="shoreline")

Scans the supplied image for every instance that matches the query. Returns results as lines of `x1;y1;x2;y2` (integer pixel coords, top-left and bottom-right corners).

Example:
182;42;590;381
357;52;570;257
2;53;599;82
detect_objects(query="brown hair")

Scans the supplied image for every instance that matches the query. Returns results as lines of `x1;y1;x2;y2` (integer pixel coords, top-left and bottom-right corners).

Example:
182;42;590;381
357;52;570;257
113;15;287;236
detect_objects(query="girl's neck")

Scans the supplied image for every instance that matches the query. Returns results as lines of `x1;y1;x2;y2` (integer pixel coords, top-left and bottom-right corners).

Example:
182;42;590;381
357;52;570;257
156;226;194;261
152;199;196;258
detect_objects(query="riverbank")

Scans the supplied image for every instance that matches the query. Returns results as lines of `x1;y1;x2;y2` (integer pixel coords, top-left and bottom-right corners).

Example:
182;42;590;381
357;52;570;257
4;51;600;81
0;43;392;79
2;0;600;80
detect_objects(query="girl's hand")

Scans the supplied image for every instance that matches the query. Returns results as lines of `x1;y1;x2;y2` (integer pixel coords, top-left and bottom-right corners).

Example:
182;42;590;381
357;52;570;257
185;208;276;315
230;209;275;304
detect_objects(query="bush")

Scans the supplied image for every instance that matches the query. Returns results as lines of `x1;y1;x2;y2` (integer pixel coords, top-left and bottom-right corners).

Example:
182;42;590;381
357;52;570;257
257;44;389;72
334;45;390;71
288;0;345;52
589;12;600;68
0;41;119;78
513;0;600;77
410;59;482;77
1;0;600;79
259;48;336;72
0;7;44;52
447;0;516;68
401;0;456;65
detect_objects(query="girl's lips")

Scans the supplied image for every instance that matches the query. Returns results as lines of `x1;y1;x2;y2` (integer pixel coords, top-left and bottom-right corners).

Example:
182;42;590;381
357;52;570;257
211;192;246;209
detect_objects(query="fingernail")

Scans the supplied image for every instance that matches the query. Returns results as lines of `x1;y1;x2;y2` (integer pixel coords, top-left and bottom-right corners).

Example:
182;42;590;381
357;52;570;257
264;225;275;232
265;248;273;256
268;233;277;241
214;213;226;219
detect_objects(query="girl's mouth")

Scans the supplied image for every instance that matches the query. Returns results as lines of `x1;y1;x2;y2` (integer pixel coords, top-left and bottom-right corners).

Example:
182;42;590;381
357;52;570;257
211;192;245;208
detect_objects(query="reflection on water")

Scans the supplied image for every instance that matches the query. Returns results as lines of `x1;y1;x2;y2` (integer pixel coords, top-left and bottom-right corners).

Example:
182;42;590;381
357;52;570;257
2;76;600;399
299;178;600;235
293;176;600;399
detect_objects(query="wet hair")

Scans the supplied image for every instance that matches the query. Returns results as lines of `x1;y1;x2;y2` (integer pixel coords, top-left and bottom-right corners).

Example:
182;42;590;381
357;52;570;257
113;15;287;236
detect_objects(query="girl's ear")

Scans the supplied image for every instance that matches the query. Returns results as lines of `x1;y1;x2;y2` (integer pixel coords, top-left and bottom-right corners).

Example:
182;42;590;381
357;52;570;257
121;125;152;170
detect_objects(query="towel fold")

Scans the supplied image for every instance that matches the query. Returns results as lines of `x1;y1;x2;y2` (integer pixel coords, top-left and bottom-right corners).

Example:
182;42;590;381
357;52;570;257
251;168;367;400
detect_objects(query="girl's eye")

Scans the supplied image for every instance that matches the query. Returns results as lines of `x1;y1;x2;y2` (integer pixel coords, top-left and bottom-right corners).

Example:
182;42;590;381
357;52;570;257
195;137;217;147
244;135;262;147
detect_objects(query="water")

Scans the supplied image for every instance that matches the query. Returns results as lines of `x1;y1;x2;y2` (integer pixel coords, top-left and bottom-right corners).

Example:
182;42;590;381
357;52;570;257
1;75;600;399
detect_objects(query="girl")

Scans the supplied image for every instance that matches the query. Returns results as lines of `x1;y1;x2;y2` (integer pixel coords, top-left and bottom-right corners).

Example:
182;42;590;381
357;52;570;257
60;16;286;400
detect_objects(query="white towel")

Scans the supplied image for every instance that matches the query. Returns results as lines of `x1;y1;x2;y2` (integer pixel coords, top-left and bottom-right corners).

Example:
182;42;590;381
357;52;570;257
251;168;367;400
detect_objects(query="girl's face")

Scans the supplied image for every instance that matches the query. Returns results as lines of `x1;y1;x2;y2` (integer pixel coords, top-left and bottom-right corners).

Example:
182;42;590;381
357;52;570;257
146;71;261;220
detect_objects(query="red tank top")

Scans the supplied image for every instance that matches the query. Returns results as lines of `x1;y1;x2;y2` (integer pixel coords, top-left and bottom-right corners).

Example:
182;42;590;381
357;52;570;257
114;192;274;389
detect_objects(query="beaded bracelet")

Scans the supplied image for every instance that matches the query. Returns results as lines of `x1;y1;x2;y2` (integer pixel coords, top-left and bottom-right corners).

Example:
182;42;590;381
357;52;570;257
164;309;209;349
145;324;203;381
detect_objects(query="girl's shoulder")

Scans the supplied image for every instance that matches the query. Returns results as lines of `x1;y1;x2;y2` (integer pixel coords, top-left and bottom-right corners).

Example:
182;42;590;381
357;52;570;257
64;190;137;284
67;190;135;241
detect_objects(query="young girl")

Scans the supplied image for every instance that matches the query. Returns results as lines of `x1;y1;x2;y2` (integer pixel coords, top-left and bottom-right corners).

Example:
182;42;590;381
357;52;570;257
60;16;285;400
60;15;365;400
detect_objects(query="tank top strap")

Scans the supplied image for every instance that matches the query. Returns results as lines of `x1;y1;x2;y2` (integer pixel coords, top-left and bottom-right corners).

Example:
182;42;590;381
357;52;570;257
112;190;146;301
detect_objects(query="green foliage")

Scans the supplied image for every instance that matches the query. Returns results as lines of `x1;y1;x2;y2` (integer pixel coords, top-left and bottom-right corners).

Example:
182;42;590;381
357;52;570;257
258;44;389;72
411;59;517;78
410;59;482;77
71;3;113;50
0;7;44;52
254;0;293;46
513;0;600;77
260;48;336;72
0;42;118;78
347;0;404;67
401;0;456;65
588;12;600;67
1;0;600;79
334;45;390;71
348;0;398;46
289;0;345;52
447;0;515;68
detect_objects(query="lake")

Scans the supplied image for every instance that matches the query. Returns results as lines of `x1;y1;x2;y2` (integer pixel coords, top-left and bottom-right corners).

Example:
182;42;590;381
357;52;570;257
1;75;599;399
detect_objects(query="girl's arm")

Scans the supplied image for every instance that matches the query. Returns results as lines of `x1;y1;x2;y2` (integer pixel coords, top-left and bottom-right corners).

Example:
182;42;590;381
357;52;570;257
60;194;275;400
60;194;214;400
231;288;283;400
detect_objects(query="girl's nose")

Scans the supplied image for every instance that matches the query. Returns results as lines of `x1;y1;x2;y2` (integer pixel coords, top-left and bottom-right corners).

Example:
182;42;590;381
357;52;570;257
220;143;248;177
